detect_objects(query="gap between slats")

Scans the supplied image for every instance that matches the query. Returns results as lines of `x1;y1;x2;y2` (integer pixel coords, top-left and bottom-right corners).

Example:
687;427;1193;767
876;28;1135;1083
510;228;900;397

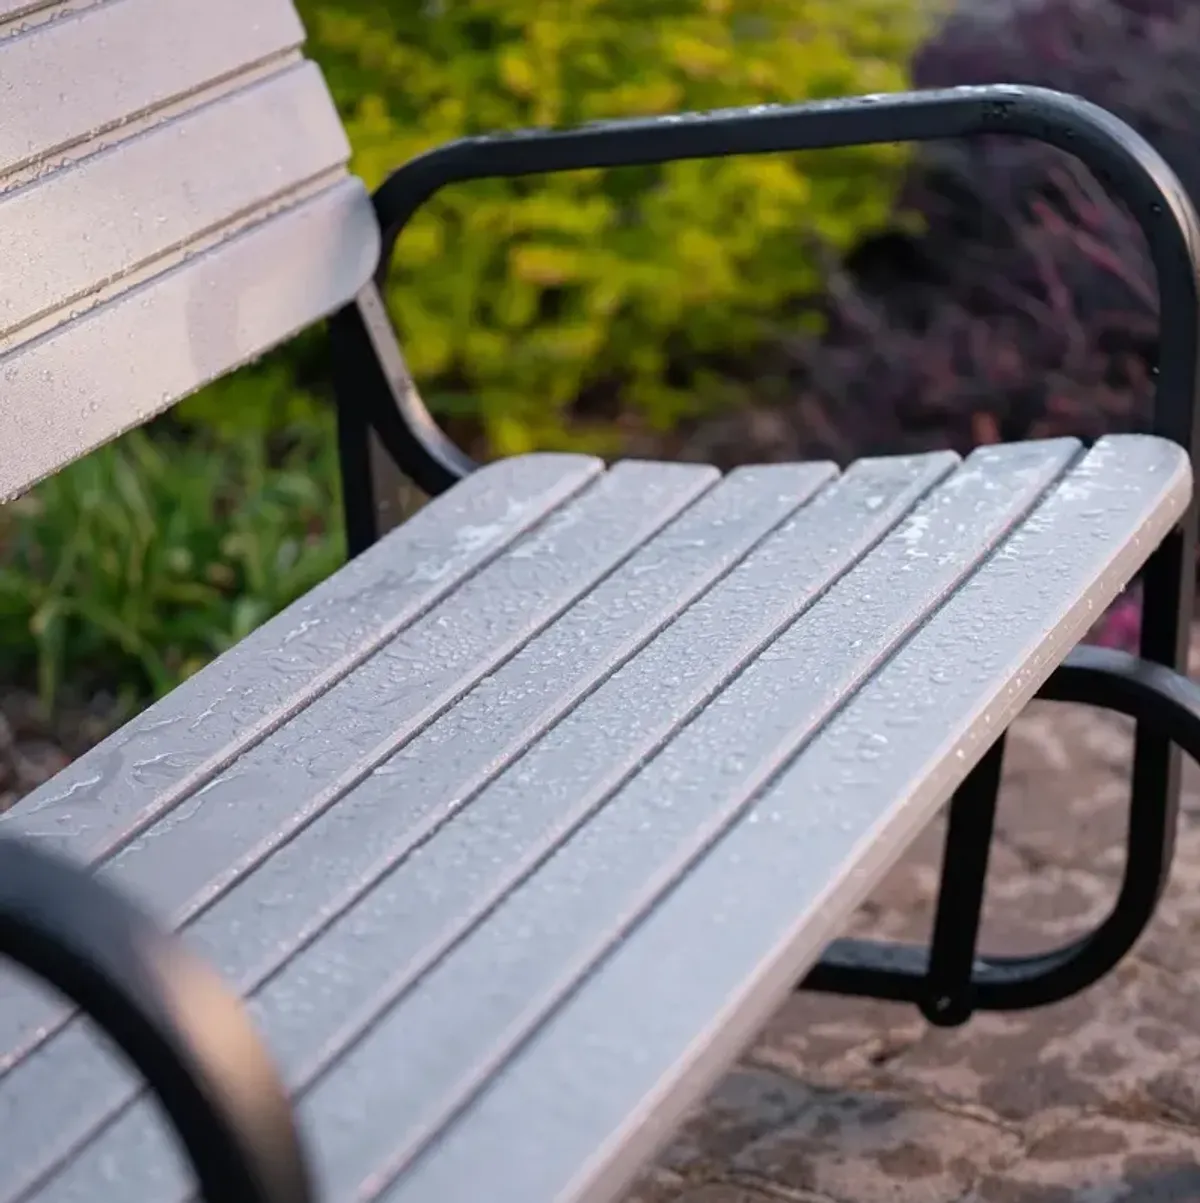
0;0;91;33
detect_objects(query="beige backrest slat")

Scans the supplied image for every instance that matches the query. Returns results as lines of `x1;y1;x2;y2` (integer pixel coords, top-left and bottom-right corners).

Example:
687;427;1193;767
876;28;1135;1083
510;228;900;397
0;62;353;346
0;0;304;186
0;1;53;22
0;0;379;500
0;182;376;497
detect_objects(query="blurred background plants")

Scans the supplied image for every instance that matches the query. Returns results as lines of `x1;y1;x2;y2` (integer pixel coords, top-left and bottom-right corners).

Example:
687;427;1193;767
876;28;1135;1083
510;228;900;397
679;0;1193;469
0;358;344;710
2;0;1192;721
311;0;929;455
0;0;933;713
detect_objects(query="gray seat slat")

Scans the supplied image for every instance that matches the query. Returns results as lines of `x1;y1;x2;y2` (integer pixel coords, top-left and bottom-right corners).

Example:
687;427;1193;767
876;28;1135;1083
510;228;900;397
294;439;1077;1202
378;435;1190;1203
0;61;350;340
0;453;601;1071
0;0;303;187
13;449;955;1203
0;463;719;1203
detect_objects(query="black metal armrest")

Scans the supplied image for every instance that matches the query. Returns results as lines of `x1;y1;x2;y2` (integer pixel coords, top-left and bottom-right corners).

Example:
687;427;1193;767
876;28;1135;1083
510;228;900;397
0;838;314;1203
344;85;1200;510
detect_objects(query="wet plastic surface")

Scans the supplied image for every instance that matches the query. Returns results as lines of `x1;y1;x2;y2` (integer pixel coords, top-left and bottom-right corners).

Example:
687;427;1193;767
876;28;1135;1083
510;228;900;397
0;437;1190;1203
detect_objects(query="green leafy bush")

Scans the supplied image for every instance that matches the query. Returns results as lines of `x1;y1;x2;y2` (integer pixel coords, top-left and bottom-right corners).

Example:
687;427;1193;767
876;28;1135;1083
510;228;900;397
0;402;345;710
302;0;932;454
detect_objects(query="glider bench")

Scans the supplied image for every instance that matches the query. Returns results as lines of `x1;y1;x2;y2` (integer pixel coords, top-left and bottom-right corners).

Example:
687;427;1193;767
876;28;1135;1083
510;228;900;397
3;3;1200;1203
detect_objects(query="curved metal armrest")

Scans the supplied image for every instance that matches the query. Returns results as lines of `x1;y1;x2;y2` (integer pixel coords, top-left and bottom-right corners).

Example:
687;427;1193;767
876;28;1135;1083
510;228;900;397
360;84;1200;502
0;838;314;1203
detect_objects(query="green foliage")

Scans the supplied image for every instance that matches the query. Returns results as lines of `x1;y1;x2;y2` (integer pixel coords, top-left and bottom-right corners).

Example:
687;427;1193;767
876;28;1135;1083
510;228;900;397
301;0;932;454
0;404;344;711
172;336;330;443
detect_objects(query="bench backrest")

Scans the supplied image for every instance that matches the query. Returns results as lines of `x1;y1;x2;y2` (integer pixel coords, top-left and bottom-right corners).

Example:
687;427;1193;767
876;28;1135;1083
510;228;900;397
0;0;378;502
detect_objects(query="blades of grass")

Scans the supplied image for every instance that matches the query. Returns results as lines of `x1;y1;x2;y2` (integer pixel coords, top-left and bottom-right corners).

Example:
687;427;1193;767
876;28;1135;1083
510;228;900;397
0;367;344;710
29;597;67;714
54;595;175;699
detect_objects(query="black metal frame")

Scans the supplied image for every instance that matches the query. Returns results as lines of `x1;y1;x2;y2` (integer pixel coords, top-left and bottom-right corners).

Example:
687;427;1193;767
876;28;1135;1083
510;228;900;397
4;84;1200;1200
330;83;1200;1026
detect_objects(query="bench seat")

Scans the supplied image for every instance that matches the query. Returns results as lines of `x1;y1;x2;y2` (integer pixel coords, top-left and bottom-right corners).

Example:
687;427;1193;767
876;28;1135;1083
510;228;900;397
0;433;1190;1203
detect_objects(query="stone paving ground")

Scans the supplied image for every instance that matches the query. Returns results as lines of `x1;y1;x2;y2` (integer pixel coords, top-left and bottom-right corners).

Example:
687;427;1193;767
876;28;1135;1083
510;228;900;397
626;632;1200;1203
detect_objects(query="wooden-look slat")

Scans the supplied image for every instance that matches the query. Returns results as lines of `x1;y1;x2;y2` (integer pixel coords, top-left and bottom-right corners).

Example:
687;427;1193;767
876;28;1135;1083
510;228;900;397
0;179;378;501
0;1;47;24
0;0;304;183
0;62;350;342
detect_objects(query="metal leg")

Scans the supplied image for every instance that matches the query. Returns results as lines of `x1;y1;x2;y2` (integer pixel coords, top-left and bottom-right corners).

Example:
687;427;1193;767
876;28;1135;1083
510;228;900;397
329;283;477;549
336;393;417;560
802;737;1006;1022
922;737;1006;1026
335;384;384;558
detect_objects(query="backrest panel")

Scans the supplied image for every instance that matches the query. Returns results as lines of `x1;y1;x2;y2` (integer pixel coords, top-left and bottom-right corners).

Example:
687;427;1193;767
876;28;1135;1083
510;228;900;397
0;0;379;500
0;62;353;348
